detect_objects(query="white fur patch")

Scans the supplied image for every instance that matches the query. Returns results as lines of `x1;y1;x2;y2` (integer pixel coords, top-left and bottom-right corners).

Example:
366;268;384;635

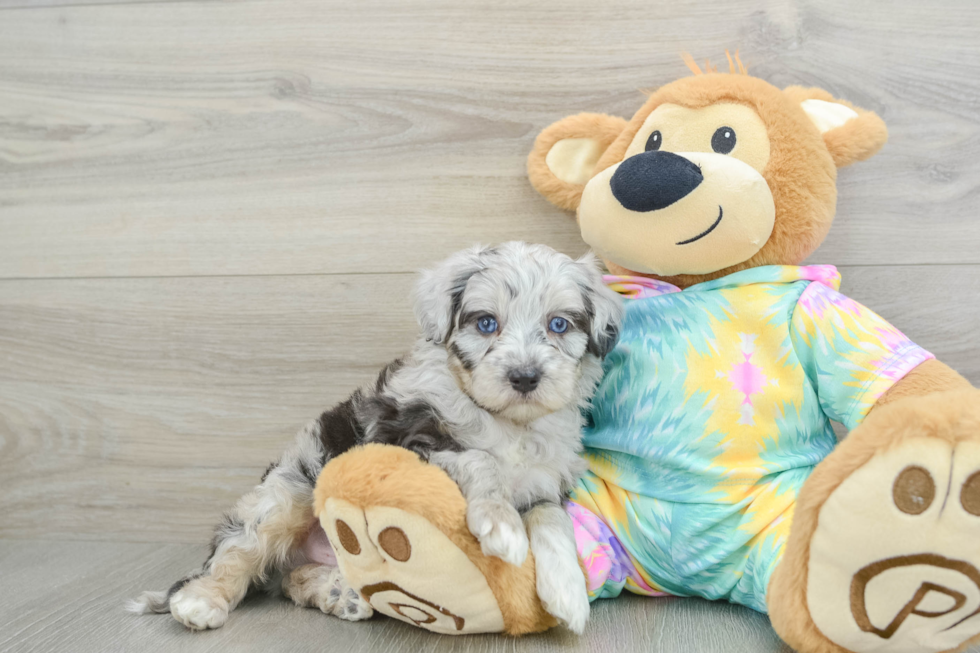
466;498;529;566
526;504;590;634
170;585;230;630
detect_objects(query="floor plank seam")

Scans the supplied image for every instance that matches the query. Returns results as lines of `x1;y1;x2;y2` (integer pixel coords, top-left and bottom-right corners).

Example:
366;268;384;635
0;0;226;13
0;261;977;284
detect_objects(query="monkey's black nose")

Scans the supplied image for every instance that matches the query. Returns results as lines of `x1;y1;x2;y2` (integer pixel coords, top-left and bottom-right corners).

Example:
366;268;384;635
508;369;542;394
610;150;703;212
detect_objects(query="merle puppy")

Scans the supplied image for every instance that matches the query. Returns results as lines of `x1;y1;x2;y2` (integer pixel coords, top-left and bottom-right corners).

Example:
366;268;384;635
131;242;623;634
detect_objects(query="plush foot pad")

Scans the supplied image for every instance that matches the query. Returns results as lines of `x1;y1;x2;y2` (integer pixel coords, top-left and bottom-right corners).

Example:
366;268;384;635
808;436;980;652
322;498;506;634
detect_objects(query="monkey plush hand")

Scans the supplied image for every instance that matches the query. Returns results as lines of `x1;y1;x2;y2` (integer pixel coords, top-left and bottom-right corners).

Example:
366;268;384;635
317;59;980;653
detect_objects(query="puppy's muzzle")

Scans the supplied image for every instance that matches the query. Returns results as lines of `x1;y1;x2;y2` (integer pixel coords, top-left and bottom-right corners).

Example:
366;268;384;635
610;151;703;212
507;369;542;395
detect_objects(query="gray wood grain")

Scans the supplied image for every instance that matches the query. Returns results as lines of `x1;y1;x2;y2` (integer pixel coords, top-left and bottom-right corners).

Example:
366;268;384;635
0;540;797;653
0;273;418;543
1;0;979;279
3;539;979;653
0;0;209;9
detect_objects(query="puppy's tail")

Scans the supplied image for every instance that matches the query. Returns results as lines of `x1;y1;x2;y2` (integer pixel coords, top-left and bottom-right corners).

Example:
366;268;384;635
126;573;200;614
126;590;171;614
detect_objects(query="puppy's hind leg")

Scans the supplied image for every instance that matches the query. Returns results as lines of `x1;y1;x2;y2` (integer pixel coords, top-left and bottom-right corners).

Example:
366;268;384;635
169;474;315;630
282;564;373;622
131;423;325;631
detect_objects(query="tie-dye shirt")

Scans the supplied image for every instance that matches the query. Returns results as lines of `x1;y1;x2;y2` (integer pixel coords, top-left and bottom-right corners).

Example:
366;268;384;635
568;265;933;612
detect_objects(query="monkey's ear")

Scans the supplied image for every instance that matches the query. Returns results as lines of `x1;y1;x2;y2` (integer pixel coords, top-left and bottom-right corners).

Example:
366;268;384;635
784;86;888;168
527;113;628;211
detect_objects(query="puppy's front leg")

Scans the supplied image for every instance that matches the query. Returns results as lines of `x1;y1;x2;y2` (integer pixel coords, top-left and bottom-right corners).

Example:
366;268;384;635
523;502;590;634
430;450;529;566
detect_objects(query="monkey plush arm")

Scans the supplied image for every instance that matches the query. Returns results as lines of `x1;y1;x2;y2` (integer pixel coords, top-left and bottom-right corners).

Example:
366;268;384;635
874;358;975;407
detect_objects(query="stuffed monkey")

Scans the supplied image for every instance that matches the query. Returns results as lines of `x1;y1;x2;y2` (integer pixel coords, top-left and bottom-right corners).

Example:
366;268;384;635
317;58;980;653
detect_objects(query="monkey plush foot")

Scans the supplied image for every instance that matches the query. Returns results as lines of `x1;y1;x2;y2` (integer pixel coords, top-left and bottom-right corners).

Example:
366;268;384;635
313;443;557;635
770;391;980;653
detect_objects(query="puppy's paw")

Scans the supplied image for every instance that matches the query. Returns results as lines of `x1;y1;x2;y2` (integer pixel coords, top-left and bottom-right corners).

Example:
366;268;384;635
467;499;529;566
282;564;373;622
337;586;374;622
537;570;590;634
170;581;229;630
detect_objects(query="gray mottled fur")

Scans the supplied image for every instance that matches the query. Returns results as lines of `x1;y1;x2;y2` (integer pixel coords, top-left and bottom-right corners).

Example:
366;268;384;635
128;242;623;634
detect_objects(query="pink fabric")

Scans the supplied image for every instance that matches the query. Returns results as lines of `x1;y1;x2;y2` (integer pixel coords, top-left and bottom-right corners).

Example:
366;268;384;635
302;522;337;566
566;501;668;599
602;274;681;300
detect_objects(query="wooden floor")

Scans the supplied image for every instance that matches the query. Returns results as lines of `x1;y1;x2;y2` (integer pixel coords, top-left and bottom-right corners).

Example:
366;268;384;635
1;0;978;650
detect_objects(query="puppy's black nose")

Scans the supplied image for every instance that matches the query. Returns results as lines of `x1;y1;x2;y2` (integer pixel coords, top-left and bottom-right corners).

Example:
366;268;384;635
610;150;703;212
508;369;541;394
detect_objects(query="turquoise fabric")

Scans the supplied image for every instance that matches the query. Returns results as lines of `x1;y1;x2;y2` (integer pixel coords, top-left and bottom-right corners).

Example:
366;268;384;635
569;266;933;613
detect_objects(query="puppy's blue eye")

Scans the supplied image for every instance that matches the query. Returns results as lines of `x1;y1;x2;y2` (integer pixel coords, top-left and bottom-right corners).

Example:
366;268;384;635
549;317;569;334
476;315;498;334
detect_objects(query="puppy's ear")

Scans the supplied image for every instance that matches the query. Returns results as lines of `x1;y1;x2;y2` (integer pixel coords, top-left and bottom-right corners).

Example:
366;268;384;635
574;252;625;358
528;113;628;212
413;245;489;344
784;86;888;168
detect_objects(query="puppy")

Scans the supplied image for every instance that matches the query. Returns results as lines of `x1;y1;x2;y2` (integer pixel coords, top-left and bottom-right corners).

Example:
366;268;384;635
130;241;624;634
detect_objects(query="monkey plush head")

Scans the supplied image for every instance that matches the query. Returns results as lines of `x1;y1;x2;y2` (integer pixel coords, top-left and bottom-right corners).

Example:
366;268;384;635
528;59;888;288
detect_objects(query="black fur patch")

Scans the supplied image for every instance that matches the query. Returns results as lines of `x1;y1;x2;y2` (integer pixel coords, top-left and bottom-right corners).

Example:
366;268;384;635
448;341;475;371
444;269;483;340
578;291;619;358
313;357;464;469
316;393;366;465
166;573;200;599
362;395;462;461
457;311;485;330
375;358;405;393
581;288;596;320
517;497;558;514
567;309;591;334
298;459;320;486
260;461;278;482
588;322;619;358
208;513;246;564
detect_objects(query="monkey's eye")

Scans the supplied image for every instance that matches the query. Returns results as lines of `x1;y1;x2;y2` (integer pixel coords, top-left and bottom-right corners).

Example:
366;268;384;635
476;315;498;335
548;317;569;334
711;127;736;154
644;130;662;152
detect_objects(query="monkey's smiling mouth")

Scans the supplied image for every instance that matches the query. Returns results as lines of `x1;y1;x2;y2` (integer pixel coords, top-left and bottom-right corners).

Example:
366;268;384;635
676;206;723;245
